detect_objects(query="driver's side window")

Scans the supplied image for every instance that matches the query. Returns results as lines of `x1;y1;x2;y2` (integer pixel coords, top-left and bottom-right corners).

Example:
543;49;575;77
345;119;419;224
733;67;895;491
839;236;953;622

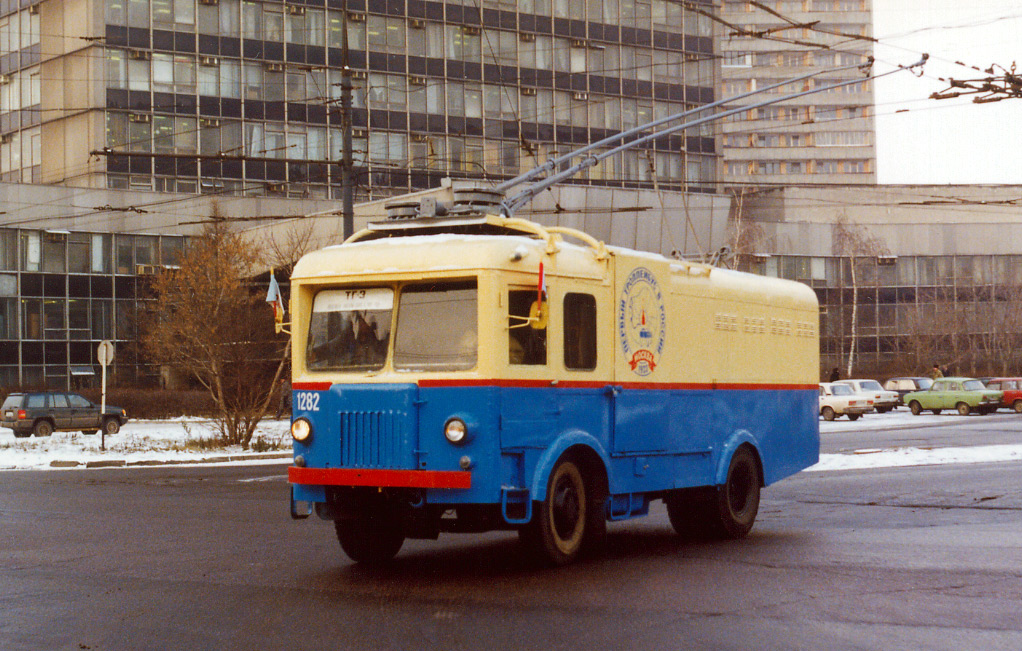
508;289;546;365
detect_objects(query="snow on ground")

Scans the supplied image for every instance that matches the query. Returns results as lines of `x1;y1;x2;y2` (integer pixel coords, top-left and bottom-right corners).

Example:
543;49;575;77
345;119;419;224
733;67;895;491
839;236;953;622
0;418;293;470
2;409;1021;472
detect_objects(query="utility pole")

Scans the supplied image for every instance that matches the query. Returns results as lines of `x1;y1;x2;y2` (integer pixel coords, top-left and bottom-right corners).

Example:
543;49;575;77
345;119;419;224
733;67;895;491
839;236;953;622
340;0;354;239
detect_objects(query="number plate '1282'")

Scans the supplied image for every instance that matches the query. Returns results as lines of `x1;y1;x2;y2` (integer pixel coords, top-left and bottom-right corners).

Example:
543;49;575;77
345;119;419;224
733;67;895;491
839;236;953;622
295;392;320;412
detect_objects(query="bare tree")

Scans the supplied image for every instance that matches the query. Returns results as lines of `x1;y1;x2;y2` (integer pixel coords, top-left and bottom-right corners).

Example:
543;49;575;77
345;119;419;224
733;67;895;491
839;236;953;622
261;219;317;277
727;188;768;271
832;216;889;377
141;214;288;447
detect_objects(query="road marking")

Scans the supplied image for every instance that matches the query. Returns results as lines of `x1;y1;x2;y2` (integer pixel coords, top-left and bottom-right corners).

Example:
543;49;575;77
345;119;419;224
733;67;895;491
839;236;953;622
238;475;288;483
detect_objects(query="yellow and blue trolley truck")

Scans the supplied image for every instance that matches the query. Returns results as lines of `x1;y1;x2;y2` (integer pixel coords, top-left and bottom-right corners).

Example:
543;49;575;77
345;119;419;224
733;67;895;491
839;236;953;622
288;211;820;565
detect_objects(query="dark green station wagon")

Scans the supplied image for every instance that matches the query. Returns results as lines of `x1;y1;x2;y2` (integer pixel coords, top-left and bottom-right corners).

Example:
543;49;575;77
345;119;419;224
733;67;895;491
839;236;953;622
1;392;128;438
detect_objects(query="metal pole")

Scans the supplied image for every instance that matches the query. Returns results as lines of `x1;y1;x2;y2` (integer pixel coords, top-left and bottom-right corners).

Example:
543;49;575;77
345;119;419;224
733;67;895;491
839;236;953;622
340;0;354;239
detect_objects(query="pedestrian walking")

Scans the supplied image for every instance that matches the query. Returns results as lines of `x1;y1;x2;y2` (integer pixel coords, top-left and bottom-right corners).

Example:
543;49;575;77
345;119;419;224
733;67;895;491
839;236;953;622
276;377;292;419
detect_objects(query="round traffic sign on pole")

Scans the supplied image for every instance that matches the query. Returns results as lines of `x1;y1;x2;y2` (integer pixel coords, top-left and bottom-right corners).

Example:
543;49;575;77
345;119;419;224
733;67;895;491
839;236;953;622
97;340;115;366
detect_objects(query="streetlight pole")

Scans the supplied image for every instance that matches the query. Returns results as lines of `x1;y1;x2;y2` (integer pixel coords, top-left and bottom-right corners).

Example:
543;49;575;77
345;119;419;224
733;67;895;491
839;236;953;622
340;0;354;239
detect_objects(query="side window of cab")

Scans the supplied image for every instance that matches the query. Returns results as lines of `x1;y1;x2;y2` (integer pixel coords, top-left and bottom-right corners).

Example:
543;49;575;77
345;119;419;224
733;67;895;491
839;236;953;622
563;293;596;370
508;289;547;365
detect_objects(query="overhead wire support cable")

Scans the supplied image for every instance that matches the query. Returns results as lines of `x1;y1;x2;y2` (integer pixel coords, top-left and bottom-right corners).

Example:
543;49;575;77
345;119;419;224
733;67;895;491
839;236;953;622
495;60;874;195
500;55;928;217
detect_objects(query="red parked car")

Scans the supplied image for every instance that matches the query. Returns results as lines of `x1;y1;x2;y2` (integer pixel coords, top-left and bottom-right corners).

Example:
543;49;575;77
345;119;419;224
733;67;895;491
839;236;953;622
983;378;1022;412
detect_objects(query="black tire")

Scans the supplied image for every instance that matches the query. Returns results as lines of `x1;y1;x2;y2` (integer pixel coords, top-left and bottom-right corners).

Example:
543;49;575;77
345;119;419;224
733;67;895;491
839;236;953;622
82;430;98;435
847;413;860;421
932;409;942;415
103;418;120;436
1014;400;1022;414
13;430;31;438
711;446;762;539
665;489;714;539
909;401;922;416
822;406;836;421
956;402;970;416
334;512;405;565
521;457;590;565
33;420;53;437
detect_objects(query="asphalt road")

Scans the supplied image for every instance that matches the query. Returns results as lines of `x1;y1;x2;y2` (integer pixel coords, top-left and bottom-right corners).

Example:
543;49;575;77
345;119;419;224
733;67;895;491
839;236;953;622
2;422;1021;651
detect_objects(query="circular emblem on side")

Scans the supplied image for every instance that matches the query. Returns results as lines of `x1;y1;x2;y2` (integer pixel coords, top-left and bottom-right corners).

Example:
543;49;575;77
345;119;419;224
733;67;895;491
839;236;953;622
618;267;666;377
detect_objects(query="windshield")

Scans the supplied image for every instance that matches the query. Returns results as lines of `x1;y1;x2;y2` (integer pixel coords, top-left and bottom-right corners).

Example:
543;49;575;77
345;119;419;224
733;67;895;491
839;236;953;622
305;281;477;373
917;378;933;389
394;281;477;371
306;288;394;372
963;380;986;391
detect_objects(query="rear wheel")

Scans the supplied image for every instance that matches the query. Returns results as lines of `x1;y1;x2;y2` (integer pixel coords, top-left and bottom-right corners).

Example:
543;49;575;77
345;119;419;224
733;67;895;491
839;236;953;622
847;413;860;421
82;429;98;435
712;446;762;539
932;409;942;415
909;401;922;415
957;402;971;416
1014;400;1022;414
33;420;53;437
821;406;835;421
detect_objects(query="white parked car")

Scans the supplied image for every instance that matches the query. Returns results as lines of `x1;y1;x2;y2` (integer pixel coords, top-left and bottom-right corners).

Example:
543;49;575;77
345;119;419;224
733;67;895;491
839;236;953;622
819;382;873;421
835;379;900;413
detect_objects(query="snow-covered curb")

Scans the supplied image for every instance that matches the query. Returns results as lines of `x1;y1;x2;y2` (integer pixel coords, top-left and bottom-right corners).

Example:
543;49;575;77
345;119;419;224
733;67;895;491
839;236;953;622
4;410;1022;472
0;418;294;471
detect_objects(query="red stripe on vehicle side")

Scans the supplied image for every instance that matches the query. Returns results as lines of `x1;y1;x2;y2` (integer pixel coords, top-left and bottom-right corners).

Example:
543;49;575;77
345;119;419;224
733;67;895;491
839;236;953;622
417;379;817;391
288;466;471;489
292;382;333;391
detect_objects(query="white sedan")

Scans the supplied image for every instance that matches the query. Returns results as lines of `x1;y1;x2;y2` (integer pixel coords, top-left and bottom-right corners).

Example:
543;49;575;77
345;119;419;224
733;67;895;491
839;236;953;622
819;382;874;421
835;379;900;413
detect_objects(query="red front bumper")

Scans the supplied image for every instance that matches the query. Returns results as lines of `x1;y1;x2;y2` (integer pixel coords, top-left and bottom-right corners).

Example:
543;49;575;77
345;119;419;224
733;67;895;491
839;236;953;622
288;466;472;489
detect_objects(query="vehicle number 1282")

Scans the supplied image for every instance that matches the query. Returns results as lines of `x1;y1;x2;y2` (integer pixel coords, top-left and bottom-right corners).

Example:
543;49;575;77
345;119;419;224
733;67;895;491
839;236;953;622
295;392;320;412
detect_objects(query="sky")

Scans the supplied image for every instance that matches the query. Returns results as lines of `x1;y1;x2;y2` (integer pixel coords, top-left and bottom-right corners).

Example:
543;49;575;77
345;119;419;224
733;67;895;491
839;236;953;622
873;1;1022;184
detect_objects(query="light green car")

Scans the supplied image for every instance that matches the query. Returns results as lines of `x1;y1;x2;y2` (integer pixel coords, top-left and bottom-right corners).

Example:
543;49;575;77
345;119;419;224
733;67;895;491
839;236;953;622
903;377;1003;416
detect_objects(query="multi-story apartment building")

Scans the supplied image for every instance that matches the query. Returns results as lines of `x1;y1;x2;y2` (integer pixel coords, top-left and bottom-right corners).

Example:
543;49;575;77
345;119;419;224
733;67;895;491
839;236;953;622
3;0;723;201
719;0;876;187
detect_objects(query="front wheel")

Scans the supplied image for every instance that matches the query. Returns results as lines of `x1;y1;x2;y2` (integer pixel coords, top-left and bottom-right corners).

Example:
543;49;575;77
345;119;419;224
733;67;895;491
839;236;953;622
909;401;922;416
1013;400;1022;414
521;457;591;565
957;402;971;416
822;406;836;421
103;418;120;436
932;409;943;415
334;512;405;565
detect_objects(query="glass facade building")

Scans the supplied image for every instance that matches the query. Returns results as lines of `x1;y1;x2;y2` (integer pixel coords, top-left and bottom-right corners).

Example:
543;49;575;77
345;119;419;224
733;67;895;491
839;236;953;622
8;0;724;199
742;252;1022;377
0;227;186;388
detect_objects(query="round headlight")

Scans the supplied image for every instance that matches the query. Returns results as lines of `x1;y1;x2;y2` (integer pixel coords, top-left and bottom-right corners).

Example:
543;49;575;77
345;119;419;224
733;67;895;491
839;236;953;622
444;418;467;444
291;418;312;442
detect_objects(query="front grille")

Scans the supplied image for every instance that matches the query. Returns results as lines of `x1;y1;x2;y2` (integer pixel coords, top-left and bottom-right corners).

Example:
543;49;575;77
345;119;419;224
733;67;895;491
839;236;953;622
339;410;409;468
